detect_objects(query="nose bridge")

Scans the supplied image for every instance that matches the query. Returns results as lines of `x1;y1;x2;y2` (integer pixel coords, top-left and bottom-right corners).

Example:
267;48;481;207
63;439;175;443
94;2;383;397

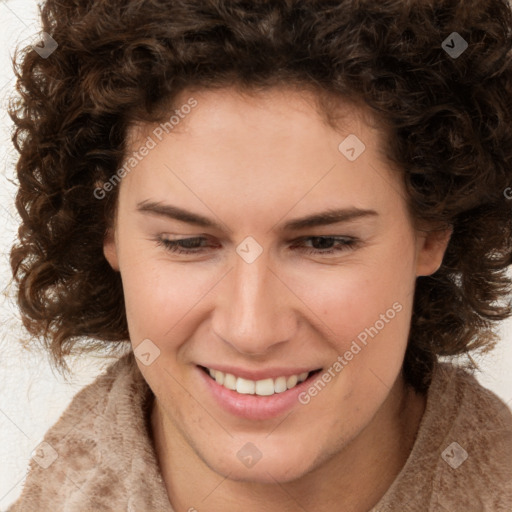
214;249;294;354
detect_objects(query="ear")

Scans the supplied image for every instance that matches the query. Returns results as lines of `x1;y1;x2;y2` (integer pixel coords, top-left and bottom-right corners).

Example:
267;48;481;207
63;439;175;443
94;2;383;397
103;227;120;272
415;226;452;277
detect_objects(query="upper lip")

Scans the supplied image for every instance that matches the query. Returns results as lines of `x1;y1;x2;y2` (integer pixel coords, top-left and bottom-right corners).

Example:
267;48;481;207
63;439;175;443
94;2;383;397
198;364;321;381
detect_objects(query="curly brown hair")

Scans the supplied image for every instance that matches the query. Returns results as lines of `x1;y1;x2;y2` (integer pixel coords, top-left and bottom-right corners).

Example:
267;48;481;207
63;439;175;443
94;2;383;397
7;0;512;392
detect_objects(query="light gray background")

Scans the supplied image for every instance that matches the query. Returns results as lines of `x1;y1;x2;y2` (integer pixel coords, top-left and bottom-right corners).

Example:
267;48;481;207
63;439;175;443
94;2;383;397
0;0;511;509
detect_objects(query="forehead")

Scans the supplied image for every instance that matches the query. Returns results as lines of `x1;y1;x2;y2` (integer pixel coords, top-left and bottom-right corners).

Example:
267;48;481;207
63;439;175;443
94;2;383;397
126;86;382;154
119;87;403;224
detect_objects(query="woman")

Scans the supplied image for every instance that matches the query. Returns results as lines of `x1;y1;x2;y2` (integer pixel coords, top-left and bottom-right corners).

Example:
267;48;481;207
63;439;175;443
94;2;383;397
7;0;512;510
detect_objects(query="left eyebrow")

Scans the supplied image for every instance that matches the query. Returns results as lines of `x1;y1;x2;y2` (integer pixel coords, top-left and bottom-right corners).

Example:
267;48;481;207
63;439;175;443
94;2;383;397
277;207;379;231
136;200;378;233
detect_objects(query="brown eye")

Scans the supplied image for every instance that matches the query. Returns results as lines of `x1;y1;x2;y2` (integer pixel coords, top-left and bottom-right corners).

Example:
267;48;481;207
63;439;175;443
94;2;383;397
156;236;212;254
290;236;358;255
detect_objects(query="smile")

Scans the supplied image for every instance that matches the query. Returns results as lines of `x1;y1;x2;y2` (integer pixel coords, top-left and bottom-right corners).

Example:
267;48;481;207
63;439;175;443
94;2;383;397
201;366;321;396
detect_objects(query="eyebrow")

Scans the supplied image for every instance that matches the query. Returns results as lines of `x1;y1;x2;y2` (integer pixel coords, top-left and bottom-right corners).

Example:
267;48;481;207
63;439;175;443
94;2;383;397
136;200;378;232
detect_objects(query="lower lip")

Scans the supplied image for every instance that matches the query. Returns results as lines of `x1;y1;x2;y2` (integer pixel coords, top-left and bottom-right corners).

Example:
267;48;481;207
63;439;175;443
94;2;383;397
197;366;319;421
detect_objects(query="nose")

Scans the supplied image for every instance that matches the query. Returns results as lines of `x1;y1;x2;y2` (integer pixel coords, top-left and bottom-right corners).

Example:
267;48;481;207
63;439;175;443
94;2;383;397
211;248;298;356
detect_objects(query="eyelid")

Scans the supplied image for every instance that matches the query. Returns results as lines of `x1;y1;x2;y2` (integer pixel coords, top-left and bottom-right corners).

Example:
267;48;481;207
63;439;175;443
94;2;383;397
155;234;360;257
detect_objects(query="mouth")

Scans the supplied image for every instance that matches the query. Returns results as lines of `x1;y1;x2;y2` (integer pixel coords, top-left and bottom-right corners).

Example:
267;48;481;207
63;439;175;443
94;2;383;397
199;365;323;397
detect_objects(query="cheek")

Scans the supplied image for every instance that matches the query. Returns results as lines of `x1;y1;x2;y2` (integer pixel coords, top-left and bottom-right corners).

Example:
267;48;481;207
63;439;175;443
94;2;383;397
290;261;412;340
119;252;208;339
286;246;416;385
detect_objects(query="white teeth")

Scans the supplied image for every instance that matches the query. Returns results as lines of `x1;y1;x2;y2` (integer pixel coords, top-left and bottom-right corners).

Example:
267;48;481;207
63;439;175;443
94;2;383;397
206;367;311;396
215;371;224;385
255;378;275;396
223;373;237;390
286;375;298;389
236;377;255;394
274;376;287;393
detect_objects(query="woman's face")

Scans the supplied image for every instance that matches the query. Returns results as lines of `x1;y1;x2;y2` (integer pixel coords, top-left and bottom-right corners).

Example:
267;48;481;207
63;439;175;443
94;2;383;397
104;87;449;484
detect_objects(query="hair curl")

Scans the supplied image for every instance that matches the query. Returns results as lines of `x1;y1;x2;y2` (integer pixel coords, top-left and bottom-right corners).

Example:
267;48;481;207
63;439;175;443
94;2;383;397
8;0;512;391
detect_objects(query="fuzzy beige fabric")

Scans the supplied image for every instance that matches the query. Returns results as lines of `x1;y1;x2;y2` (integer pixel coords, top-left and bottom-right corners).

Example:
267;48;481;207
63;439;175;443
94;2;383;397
7;353;512;511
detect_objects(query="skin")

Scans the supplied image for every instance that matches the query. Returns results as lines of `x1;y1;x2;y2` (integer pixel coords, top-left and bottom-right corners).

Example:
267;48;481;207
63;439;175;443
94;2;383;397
103;87;452;512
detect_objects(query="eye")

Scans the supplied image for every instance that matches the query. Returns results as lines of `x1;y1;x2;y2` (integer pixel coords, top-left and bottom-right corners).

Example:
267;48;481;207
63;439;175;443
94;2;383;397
290;236;358;255
156;236;214;255
156;235;358;257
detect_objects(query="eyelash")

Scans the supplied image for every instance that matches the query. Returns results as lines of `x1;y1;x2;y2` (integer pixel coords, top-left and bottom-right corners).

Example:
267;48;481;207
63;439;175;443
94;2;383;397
155;236;358;256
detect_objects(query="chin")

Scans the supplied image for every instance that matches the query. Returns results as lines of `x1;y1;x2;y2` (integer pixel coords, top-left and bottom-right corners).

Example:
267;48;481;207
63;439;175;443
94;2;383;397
217;463;310;485
202;444;318;484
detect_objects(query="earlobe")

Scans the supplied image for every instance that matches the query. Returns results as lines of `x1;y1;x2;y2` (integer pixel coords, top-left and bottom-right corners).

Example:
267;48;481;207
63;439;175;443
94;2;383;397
103;228;120;271
415;226;452;277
